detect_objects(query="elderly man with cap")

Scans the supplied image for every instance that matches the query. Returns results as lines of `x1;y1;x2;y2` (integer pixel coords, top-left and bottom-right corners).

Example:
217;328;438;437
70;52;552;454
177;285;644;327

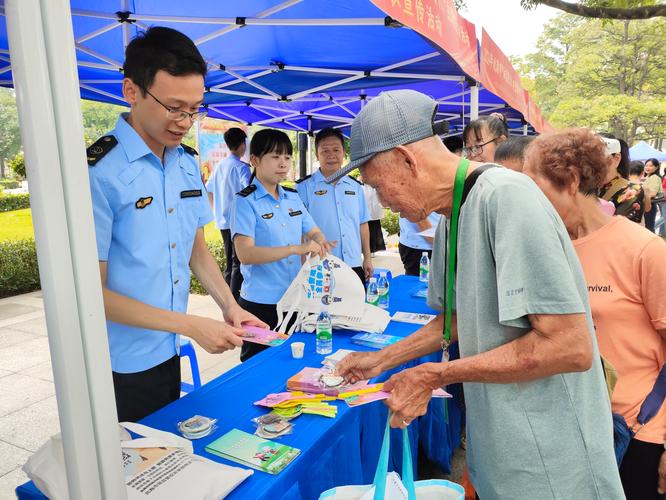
334;90;623;499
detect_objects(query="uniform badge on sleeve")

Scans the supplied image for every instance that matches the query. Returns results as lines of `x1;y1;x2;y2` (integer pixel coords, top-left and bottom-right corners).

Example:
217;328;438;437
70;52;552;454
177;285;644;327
135;196;153;209
261;213;274;219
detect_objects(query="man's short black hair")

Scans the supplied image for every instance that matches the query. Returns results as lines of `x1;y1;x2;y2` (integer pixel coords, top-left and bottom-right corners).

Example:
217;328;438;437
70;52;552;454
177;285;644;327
494;136;535;163
443;135;464;154
628;160;645;177
224;127;247;151
124;27;207;93
315;128;345;150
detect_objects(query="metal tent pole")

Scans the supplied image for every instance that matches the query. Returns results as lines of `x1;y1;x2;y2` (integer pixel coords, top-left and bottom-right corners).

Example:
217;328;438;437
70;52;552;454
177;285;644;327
469;81;479;121
5;0;126;498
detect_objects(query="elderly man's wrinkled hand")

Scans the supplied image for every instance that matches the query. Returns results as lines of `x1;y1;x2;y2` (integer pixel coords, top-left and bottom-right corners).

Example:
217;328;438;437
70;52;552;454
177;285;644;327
383;362;443;428
336;351;383;384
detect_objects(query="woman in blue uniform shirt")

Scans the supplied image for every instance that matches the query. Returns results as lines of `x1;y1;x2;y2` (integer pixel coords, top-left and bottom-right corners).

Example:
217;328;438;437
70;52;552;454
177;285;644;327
231;129;334;361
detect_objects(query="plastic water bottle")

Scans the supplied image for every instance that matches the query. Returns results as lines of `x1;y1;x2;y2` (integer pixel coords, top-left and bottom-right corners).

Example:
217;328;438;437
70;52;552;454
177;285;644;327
419;252;430;282
316;306;333;355
377;272;389;309
366;277;379;306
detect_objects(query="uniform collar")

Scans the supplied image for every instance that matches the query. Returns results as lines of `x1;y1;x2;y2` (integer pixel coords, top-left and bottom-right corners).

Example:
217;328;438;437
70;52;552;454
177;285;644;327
313;168;349;184
254;179;287;201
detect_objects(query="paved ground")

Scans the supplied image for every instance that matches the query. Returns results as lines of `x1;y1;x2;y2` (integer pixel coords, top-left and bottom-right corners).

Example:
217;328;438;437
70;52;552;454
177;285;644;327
0;240;462;498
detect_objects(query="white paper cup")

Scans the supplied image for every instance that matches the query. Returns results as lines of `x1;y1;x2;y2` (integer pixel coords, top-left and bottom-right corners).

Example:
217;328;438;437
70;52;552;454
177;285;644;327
291;342;305;359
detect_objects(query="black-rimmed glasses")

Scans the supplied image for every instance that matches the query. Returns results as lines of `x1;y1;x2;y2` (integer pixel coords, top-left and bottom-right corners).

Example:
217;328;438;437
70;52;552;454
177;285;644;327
142;87;207;122
462;137;499;158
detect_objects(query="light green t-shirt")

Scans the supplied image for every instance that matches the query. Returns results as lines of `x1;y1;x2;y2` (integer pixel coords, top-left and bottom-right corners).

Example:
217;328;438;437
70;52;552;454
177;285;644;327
427;167;624;500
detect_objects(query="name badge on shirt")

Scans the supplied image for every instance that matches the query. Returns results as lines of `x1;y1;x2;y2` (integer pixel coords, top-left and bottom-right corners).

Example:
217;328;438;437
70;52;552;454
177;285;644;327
315;190;328;196
180;189;202;199
261;213;274;219
135;196;153;209
288;209;302;217
344;190;356;195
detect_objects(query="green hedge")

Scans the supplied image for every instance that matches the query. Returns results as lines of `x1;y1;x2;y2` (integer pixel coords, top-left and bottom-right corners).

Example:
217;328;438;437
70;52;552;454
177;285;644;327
1;237;228;298
190;239;227;295
0;179;21;189
0;239;40;298
0;194;30;213
381;209;399;236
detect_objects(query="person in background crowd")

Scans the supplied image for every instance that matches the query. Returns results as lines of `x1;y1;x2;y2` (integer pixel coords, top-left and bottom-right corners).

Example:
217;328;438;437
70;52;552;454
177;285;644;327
205;127;251;299
296;128;372;285
360;175;386;254
493;136;534;172
524;128;666;500
598;133;648;224
443;135;464;156
643;158;664;233
398;213;441;276
462;113;509;163
87;27;264;422
231;129;333;361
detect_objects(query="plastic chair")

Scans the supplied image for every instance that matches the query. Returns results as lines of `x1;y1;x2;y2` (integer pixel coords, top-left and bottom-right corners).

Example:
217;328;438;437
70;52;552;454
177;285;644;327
180;338;201;393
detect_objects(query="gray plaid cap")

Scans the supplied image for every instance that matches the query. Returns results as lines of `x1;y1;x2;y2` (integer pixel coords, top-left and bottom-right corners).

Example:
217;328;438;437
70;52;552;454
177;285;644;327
325;89;438;183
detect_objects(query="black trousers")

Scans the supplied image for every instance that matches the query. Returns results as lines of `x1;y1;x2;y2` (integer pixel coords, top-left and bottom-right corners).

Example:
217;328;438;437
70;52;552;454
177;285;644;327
221;229;243;300
238;298;279;362
112;355;181;422
620;438;666;500
644;204;658;233
399;243;432;277
352;266;367;289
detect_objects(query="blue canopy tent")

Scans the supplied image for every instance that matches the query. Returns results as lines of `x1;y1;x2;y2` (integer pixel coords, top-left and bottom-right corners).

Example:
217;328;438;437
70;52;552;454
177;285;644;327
629;141;666;162
0;0;539;137
0;1;548;498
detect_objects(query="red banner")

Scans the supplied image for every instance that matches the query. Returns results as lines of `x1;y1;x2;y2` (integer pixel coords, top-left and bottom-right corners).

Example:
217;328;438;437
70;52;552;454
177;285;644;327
525;91;553;134
372;0;480;81
480;29;528;119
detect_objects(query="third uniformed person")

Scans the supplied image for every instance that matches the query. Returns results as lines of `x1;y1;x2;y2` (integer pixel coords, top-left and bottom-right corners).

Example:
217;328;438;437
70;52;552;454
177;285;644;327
296;128;373;285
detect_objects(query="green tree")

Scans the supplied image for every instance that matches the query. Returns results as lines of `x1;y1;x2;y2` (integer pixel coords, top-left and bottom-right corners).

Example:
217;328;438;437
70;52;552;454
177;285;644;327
516;14;666;144
8;152;25;179
521;0;666;20
0;89;22;178
81;100;126;145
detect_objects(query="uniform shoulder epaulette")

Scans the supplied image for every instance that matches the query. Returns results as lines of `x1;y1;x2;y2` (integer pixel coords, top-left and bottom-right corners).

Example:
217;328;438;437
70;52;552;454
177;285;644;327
181;144;198;156
282;185;297;193
236;184;257;197
348;175;363;185
87;135;118;166
295;174;311;184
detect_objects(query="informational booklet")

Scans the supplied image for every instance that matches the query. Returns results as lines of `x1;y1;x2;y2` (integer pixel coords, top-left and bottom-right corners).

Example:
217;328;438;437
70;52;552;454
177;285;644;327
205;429;300;475
287;367;369;396
343;386;452;407
351;333;402;350
241;325;289;347
391;311;437;325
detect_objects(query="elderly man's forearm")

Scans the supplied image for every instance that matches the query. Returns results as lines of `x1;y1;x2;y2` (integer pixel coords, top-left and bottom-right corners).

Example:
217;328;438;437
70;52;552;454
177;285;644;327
434;324;593;386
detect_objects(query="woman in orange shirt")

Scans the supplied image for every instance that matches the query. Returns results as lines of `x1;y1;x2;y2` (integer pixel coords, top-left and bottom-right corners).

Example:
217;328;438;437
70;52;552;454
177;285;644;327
524;128;666;500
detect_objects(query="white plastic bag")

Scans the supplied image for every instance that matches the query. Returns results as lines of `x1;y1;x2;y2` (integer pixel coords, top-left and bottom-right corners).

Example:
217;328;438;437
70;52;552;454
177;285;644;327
23;422;253;500
276;254;389;335
319;418;464;500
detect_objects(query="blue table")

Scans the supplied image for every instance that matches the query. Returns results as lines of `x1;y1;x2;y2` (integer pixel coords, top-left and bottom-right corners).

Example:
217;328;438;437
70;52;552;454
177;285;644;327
17;275;462;500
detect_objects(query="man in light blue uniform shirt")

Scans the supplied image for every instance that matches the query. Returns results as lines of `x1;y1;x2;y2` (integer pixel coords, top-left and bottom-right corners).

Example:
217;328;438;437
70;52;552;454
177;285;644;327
296;128;372;285
87;27;263;422
205;127;251;300
398;212;441;276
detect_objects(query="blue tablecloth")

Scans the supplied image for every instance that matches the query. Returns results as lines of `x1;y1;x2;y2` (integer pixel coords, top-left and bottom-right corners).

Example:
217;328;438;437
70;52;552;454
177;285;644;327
17;275;462;500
